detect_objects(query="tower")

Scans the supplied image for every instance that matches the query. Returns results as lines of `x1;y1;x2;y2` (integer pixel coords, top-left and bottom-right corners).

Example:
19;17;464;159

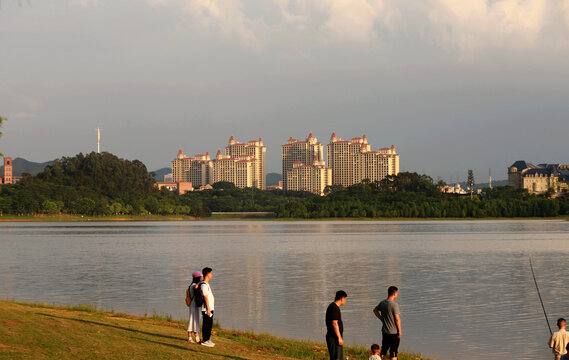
489;168;492;189
97;128;101;154
3;157;13;184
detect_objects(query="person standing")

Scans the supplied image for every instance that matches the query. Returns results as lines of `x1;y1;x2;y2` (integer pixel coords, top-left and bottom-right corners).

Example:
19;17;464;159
200;267;215;347
373;286;401;360
325;290;347;360
187;271;203;343
549;318;569;360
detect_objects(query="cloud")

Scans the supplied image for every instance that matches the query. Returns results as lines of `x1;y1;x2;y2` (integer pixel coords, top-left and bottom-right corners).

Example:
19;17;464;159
126;0;569;54
428;0;547;53
319;0;384;43
146;0;263;49
273;0;309;26
68;0;100;6
563;0;569;28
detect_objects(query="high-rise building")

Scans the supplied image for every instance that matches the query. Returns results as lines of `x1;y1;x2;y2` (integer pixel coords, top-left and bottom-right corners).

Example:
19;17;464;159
171;150;213;187
285;156;332;195
281;133;324;189
212;149;255;188
327;133;399;187
225;136;266;189
1;157;13;185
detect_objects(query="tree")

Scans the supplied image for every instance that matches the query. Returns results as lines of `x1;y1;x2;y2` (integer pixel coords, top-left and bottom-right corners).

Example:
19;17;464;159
212;181;236;190
467;169;475;199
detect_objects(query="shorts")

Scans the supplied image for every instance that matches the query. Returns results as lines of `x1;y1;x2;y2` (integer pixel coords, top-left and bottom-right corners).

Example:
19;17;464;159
380;333;400;358
325;335;344;360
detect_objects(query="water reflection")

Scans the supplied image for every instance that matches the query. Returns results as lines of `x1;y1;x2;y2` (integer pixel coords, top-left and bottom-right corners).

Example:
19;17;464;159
1;220;568;359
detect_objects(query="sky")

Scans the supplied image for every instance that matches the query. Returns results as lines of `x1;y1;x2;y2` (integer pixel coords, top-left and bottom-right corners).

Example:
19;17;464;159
1;0;568;183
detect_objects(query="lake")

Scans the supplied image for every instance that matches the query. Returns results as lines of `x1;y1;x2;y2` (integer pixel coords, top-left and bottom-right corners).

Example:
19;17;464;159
1;220;568;359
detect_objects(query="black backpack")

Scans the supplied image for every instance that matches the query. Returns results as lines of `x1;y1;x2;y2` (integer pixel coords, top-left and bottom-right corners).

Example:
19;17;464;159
193;282;206;307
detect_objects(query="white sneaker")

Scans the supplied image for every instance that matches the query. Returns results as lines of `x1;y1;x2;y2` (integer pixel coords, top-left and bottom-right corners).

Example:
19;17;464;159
201;340;215;347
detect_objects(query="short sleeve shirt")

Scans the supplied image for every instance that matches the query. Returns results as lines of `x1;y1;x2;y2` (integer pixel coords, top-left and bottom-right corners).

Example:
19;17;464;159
376;299;400;335
325;302;343;338
200;282;215;312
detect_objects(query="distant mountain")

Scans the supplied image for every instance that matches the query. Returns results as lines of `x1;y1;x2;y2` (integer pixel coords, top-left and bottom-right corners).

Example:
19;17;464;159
267;172;282;186
457;179;509;190
150;167;171;181
0;157;54;176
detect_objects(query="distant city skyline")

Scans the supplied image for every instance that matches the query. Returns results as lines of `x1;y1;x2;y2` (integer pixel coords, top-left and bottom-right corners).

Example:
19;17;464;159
1;1;568;184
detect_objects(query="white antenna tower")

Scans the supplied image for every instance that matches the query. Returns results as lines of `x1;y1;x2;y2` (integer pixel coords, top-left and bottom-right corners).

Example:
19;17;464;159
489;168;492;189
97;128;101;154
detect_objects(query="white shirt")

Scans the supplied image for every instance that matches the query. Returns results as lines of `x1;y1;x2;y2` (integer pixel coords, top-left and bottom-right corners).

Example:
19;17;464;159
201;282;215;312
369;355;381;360
549;328;569;355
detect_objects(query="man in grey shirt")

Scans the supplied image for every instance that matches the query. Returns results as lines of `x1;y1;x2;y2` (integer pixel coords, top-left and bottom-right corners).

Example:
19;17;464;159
373;286;401;360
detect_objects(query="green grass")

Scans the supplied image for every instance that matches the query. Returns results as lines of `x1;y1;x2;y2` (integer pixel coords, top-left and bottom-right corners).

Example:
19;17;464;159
0;300;430;359
0;214;201;222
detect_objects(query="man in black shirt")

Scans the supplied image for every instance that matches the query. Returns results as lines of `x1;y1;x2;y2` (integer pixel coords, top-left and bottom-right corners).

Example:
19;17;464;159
325;290;347;360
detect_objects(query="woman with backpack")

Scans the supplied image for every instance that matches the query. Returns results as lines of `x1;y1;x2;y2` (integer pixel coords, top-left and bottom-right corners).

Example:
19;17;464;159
186;271;203;343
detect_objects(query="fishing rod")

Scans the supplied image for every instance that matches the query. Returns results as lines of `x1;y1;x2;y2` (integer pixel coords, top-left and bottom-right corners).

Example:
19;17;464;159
529;256;552;336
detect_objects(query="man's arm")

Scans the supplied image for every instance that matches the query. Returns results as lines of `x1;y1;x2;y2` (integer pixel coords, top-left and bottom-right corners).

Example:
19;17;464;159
373;307;383;321
395;314;402;338
332;320;344;346
204;294;211;316
373;306;383;322
202;284;212;316
548;333;555;348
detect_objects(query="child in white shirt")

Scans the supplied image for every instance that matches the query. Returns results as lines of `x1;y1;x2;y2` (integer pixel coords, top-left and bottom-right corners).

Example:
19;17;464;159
369;343;381;360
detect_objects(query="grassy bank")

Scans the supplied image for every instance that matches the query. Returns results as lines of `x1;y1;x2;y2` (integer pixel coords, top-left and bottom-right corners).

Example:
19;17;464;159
0;214;200;222
0;300;428;360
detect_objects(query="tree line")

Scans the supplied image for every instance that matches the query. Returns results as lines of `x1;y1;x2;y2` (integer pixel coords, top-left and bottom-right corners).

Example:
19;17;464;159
1;152;567;218
0;152;314;217
0;152;211;217
274;173;569;218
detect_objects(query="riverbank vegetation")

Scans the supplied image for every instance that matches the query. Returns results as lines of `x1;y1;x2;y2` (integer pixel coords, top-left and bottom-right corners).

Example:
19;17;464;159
0;152;567;219
274;173;569;218
0;152;311;217
0;300;428;360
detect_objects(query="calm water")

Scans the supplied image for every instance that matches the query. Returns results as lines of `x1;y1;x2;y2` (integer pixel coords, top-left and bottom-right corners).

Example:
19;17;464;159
1;220;568;359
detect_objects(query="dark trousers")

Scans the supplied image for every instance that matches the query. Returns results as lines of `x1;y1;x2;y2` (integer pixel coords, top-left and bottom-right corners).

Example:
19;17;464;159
380;333;400;358
325;335;343;360
202;311;214;342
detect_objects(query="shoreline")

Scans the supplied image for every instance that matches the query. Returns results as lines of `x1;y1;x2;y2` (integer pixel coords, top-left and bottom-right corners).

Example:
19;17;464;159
0;213;567;222
0;299;430;360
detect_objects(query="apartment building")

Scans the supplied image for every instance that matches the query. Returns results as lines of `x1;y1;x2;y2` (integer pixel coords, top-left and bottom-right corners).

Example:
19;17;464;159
286;156;332;195
281;133;324;190
212;150;255;188
327;133;399;187
225;136;266;190
171;150;213;187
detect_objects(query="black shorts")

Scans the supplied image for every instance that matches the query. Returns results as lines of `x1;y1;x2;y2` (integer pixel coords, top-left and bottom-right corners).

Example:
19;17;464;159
380;333;400;358
325;335;344;360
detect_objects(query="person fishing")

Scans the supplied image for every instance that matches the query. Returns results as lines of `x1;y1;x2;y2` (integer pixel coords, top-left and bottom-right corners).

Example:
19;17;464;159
549;318;569;360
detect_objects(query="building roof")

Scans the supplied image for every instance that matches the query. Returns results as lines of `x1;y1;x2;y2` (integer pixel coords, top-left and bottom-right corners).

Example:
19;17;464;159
558;171;569;181
510;160;538;171
524;168;553;176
